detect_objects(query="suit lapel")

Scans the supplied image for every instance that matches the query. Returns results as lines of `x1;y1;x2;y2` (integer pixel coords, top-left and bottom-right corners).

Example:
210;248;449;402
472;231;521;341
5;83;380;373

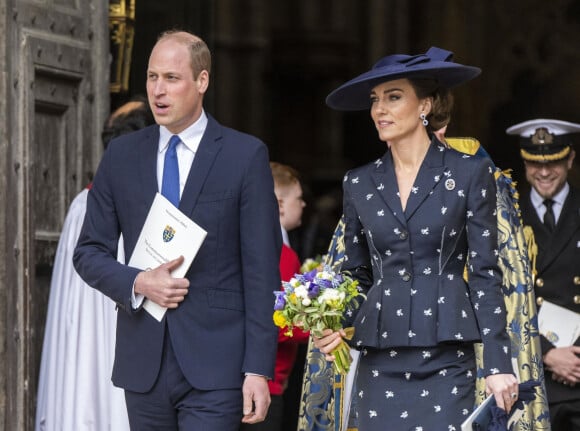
178;115;223;217
538;189;580;270
372;151;406;226
137;126;162;201
404;141;446;220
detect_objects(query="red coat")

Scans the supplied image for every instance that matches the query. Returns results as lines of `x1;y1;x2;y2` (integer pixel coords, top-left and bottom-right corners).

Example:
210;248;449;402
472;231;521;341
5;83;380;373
269;244;310;395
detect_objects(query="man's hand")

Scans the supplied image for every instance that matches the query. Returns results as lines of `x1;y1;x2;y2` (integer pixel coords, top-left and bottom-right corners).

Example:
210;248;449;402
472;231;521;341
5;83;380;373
544;345;580;386
134;256;189;308
241;375;270;424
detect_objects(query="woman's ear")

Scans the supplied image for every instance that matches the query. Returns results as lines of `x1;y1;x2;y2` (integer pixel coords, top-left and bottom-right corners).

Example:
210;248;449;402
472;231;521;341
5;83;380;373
421;97;433;115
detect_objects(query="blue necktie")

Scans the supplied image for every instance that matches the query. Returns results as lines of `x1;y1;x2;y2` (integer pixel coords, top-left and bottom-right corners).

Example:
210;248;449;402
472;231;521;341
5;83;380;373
161;135;181;207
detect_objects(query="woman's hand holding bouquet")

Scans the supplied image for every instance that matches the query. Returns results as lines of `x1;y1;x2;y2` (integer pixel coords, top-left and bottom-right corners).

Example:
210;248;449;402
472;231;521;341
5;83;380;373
272;265;363;374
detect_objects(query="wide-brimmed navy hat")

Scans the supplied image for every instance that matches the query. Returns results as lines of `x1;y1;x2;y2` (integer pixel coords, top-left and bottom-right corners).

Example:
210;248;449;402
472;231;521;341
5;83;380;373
326;46;481;111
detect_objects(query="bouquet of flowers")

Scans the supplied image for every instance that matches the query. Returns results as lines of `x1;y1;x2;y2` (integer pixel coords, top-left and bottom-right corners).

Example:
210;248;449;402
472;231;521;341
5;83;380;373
273;265;363;374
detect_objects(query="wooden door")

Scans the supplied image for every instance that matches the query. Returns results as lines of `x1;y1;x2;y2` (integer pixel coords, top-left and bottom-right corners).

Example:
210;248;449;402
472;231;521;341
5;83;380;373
0;1;109;429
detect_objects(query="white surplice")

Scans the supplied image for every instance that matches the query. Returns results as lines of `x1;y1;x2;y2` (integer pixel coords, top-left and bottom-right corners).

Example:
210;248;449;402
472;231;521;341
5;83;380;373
35;188;130;431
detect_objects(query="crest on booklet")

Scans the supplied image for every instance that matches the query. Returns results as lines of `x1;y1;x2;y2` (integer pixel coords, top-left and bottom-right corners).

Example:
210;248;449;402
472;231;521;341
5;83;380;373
163;225;176;243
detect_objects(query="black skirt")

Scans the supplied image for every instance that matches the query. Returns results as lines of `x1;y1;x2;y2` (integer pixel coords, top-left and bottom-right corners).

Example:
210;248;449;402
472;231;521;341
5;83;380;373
353;343;476;431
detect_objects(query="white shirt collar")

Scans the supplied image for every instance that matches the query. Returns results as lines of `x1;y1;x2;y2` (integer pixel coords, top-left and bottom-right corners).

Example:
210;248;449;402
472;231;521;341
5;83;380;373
158;110;208;153
530;182;569;210
281;227;290;247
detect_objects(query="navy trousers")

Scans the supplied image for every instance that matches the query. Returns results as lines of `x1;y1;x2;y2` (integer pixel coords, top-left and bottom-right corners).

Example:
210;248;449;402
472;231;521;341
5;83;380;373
124;330;242;430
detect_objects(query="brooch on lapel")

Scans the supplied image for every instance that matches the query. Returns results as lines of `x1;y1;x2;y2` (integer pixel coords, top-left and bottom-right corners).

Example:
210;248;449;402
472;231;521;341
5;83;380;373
445;178;456;191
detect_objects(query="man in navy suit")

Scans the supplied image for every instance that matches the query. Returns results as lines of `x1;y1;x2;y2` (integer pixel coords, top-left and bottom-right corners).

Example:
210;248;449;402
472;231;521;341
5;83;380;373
74;30;282;430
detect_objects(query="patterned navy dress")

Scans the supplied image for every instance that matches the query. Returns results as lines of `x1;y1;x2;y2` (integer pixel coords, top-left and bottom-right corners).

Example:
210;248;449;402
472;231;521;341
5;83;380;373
341;139;513;430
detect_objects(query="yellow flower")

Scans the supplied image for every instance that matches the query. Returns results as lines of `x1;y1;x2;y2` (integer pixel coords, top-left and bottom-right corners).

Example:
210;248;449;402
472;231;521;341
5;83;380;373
273;310;287;328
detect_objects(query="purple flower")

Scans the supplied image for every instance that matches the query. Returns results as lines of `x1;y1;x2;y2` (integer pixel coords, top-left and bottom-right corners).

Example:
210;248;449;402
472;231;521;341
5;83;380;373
307;282;320;298
273;291;286;310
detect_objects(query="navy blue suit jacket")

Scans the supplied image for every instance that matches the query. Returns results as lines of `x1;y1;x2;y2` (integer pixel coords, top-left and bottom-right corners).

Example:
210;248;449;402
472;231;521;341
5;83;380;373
342;139;513;375
74;114;281;393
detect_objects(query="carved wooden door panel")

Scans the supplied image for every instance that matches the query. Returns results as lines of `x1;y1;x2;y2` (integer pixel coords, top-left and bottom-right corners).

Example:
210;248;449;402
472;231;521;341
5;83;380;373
3;1;108;429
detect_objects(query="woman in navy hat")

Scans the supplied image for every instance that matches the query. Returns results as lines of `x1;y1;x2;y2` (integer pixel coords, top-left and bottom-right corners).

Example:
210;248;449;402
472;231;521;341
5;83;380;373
313;47;519;430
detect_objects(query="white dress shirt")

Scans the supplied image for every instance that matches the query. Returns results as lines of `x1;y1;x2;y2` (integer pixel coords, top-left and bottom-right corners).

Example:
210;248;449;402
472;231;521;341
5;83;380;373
530;182;569;224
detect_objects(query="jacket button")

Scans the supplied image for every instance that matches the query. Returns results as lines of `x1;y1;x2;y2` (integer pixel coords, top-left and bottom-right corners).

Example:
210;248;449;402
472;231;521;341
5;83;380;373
574;296;580;305
399;231;408;240
402;272;411;282
536;296;544;306
535;278;544;288
574;276;580;285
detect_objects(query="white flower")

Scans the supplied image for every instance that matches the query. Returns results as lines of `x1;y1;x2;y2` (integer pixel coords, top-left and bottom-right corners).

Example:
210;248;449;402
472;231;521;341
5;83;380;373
318;288;345;305
294;284;309;299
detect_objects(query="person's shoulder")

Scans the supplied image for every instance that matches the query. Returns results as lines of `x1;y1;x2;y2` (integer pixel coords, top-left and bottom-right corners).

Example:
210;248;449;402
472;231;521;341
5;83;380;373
445;144;493;170
106;124;158;152
568;185;580;205
206;114;264;147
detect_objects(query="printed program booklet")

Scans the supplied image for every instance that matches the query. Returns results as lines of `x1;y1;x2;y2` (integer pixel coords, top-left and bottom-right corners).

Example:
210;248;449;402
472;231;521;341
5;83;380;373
128;192;207;321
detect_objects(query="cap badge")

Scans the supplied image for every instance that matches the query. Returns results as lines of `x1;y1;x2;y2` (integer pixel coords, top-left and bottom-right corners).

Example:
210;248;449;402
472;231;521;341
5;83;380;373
531;128;554;145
